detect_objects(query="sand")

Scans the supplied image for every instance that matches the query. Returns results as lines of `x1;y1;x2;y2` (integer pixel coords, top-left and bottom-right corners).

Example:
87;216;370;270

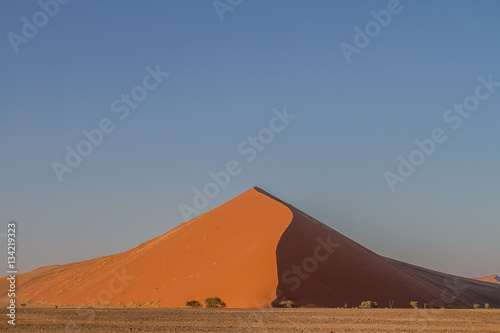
4;308;500;332
473;275;500;285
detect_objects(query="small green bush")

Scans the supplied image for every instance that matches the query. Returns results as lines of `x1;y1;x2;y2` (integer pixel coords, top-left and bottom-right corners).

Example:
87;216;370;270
359;301;378;309
205;297;226;308
186;300;202;308
280;300;296;308
410;301;418;309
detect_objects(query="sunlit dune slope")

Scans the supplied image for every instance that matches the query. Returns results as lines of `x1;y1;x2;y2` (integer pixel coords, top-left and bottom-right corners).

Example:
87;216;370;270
4;188;293;308
472;275;500;285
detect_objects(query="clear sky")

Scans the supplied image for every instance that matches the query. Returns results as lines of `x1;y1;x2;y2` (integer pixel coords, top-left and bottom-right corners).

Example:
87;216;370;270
1;0;499;278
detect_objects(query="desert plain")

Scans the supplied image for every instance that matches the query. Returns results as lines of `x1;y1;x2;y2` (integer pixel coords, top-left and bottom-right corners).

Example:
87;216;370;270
1;307;499;332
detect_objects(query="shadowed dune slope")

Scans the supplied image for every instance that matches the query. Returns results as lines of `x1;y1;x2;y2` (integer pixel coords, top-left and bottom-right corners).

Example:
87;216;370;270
272;207;469;308
472;275;500;285
3;188;293;308
385;260;500;308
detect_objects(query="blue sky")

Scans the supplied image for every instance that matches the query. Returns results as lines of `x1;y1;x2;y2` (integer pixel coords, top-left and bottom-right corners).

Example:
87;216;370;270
1;0;499;278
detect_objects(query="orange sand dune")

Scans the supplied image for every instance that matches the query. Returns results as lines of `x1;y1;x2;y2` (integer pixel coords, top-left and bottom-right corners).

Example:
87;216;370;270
473;275;500;285
2;187;500;308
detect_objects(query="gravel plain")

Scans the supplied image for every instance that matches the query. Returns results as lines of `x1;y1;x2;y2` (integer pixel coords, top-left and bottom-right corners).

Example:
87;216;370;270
1;308;500;332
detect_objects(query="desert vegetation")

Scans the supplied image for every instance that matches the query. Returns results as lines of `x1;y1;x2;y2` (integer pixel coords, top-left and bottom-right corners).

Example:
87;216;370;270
279;300;296;308
359;301;378;309
186;300;202;308
204;297;226;308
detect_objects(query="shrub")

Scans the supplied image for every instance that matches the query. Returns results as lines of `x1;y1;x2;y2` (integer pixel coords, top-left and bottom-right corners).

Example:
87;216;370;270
205;297;226;308
280;300;296;308
359;301;378;309
410;301;418;309
485;303;490;309
186;300;202;308
473;303;480;309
